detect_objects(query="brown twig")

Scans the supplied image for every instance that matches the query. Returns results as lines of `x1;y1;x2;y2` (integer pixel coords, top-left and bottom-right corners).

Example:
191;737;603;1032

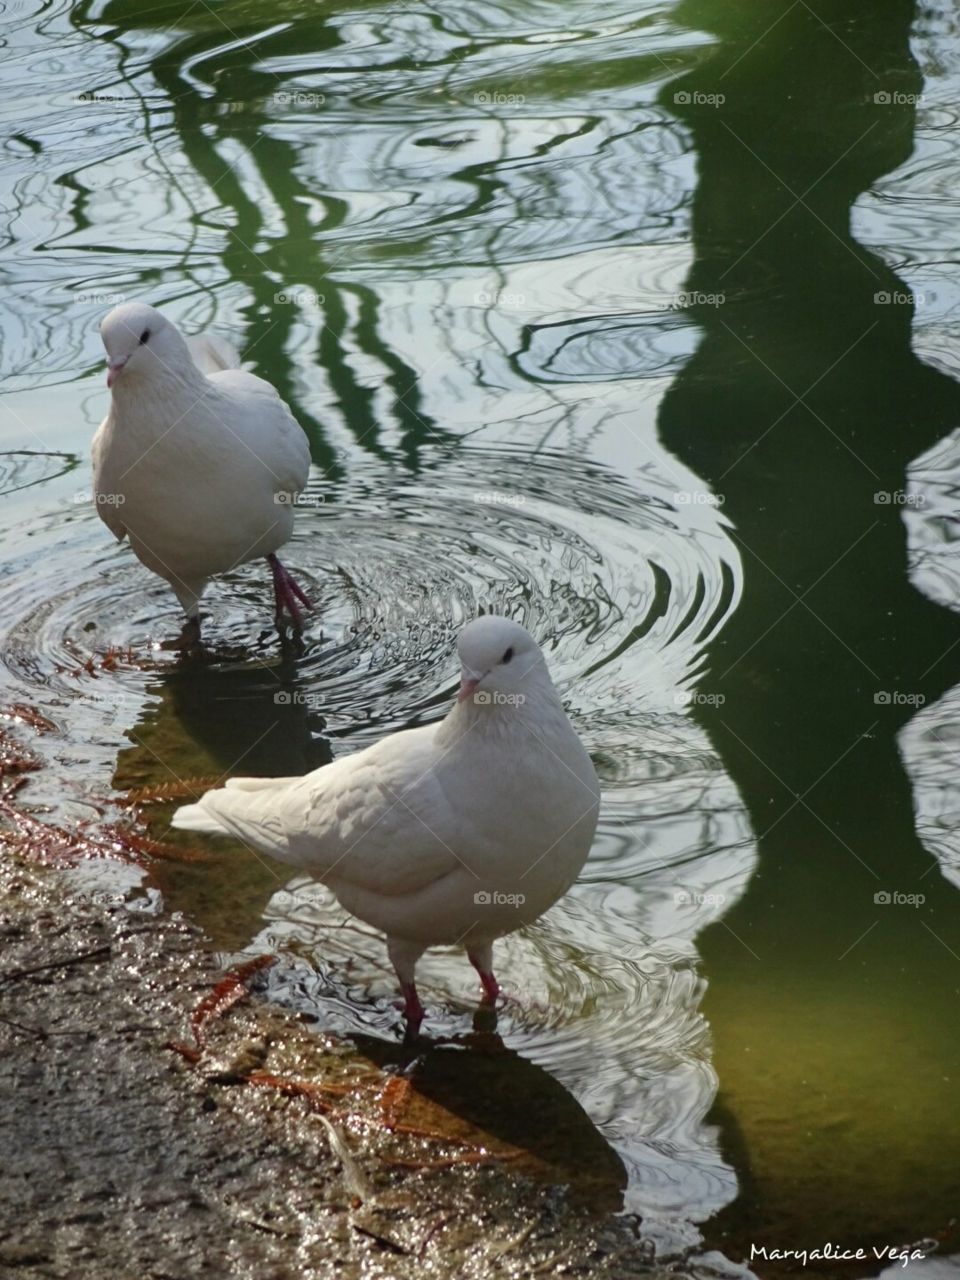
0;944;111;985
0;1014;47;1038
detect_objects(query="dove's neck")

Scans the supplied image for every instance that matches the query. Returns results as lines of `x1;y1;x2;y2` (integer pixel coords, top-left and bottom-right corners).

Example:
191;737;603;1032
437;671;570;747
110;343;208;425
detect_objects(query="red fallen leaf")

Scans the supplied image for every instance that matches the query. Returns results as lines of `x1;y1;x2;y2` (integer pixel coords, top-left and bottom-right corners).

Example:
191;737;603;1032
55;640;155;682
168;954;277;1061
215;1067;514;1171
167;1041;202;1064
245;1072;346;1111
0;796;213;869
117;776;223;806
379;1074;411;1125
0;729;42;778
0;801;101;867
0;704;56;733
0;704;51;782
74;819;213;864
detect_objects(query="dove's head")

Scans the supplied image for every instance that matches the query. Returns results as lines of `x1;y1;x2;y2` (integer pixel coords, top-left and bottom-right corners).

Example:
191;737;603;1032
456;616;548;707
101;302;186;389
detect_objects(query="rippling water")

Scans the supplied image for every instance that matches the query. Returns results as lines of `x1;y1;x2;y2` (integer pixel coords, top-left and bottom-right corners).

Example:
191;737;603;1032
3;0;960;1270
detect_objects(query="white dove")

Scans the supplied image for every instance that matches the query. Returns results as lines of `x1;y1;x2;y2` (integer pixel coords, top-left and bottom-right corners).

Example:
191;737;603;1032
91;302;312;641
173;616;600;1031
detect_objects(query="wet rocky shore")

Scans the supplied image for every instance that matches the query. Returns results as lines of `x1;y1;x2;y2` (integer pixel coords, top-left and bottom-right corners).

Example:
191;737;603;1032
0;855;668;1280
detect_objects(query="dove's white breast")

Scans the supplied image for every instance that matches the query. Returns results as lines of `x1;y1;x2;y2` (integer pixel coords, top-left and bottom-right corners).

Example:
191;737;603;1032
92;370;309;580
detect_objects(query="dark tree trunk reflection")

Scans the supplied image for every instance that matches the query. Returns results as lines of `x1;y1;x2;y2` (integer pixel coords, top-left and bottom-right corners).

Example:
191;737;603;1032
660;0;960;1254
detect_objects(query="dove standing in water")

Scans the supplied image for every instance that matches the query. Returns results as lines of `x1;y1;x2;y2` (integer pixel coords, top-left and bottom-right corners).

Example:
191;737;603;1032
173;617;600;1033
92;302;312;643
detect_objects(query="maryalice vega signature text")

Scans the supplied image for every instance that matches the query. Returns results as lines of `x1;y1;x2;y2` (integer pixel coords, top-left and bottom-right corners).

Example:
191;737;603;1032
750;1243;933;1269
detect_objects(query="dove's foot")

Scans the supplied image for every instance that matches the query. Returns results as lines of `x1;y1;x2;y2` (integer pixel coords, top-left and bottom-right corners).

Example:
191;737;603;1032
161;615;203;652
471;1003;500;1036
267;553;312;631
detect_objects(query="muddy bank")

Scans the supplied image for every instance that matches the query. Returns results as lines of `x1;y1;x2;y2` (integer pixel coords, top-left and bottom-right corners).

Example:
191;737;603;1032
0;856;668;1279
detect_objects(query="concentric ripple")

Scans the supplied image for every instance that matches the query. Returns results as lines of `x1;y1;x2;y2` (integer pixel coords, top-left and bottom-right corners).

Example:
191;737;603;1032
0;0;755;1261
0;437;737;751
0;423;749;1250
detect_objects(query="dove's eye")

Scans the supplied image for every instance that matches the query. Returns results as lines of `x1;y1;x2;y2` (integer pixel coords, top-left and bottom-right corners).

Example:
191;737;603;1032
502;647;514;663
139;329;150;344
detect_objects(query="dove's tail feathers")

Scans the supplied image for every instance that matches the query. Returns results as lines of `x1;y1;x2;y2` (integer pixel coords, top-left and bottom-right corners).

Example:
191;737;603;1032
224;775;303;792
185;332;242;375
172;776;302;861
171;800;231;835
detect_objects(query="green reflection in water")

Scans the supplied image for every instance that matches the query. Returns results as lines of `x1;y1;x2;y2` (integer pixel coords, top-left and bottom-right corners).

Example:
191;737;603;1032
662;0;960;1257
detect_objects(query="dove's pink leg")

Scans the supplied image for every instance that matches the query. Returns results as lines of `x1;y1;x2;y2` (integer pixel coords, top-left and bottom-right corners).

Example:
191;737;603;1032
468;945;501;1004
388;938;426;1033
399;980;425;1032
266;553;311;629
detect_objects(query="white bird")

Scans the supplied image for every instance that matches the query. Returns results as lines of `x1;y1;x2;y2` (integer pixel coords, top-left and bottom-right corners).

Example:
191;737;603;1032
91;302;312;642
173;616;600;1031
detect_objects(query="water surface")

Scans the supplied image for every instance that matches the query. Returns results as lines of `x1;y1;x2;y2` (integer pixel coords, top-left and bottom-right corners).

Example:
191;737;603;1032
1;0;959;1268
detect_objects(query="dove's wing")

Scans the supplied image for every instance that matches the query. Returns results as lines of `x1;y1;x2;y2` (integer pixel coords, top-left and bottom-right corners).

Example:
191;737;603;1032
174;724;463;897
185;332;242;374
207;369;311;496
90;415;126;541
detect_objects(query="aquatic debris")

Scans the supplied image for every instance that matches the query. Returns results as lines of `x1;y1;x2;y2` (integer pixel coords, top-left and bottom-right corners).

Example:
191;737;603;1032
241;1063;517;1198
249;1066;518;1171
316;1112;374;1203
0;1014;48;1039
97;645;141;672
373;1074;504;1153
0;732;41;783
79;818;212;864
246;1075;398;1238
168;962;518;1184
0;703;52;786
0;704;55;733
379;1149;518;1171
0;943;112;986
0;800;210;869
168;953;277;1062
0;940;114;1037
350;1221;408;1254
117;776;223;806
54;640;155;678
246;1071;362;1104
379;1073;412;1126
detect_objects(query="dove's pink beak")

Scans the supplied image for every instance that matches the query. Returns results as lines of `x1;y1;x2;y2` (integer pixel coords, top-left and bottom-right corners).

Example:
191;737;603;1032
106;358;127;388
458;673;481;703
